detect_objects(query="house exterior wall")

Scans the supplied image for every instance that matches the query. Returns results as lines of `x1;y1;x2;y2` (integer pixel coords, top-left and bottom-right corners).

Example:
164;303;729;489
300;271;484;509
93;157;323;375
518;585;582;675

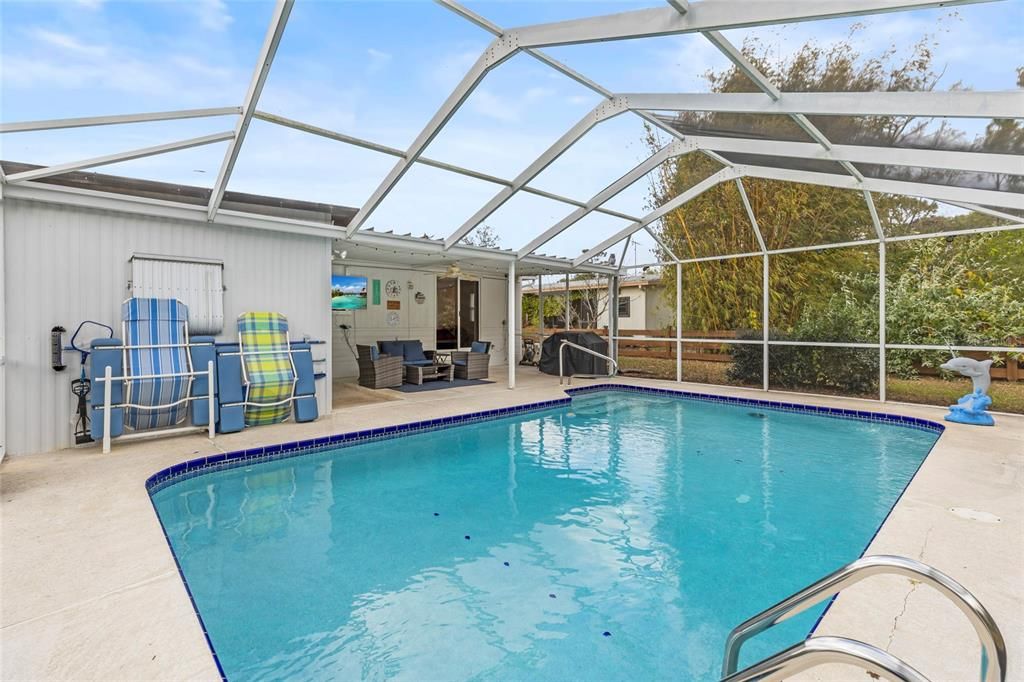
2;198;332;455
587;283;673;332
331;265;509;379
596;287;648;331
645;284;674;331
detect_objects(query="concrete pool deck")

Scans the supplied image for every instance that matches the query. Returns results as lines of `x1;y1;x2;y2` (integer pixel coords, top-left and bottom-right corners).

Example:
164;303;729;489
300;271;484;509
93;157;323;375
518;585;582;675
2;370;1021;681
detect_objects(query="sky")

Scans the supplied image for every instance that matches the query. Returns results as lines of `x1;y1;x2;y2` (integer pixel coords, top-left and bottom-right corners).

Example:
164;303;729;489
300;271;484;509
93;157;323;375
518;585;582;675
2;0;1021;265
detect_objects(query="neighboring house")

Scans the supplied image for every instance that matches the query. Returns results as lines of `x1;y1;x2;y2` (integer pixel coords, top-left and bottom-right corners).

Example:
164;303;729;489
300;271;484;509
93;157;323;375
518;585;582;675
522;274;673;332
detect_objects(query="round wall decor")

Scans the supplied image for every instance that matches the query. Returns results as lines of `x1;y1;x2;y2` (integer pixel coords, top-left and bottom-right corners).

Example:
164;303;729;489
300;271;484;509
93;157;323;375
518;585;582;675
415;291;426;304
385;279;402;298
386;311;401;327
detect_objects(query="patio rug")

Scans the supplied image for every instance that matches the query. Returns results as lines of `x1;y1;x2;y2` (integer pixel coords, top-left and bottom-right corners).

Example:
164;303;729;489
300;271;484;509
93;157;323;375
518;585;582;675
388;379;495;393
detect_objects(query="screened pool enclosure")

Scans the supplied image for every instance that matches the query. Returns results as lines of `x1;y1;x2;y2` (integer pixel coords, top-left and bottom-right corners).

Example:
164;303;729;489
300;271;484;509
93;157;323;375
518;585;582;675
2;0;1022;410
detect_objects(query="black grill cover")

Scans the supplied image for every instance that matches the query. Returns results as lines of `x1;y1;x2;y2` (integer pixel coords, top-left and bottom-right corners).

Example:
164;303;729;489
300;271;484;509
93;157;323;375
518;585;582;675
539;331;609;376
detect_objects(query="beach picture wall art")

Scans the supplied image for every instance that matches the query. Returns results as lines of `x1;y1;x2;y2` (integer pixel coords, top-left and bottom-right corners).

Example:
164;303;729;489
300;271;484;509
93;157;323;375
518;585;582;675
331;275;368;310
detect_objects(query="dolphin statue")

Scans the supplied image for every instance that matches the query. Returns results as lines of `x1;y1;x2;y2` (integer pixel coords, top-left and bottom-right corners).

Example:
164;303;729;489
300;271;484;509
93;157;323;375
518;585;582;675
939;357;993;394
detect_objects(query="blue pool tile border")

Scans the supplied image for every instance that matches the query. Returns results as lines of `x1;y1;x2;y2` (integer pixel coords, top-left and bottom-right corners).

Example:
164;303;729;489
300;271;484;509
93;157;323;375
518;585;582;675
147;384;944;497
145;397;571;495
566;383;945;435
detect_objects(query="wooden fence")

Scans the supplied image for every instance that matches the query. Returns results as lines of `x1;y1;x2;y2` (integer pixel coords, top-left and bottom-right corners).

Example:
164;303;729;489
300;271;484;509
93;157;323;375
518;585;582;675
521;326;1021;380
615;329;735;362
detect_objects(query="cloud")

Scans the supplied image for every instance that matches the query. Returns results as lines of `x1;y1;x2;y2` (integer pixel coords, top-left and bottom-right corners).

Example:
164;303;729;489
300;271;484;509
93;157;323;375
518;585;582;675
170;54;233;80
469;89;519;123
26;28;109;57
2;41;243;104
366;47;392;74
423;48;481;90
193;0;233;32
649;35;729;91
467;86;556;123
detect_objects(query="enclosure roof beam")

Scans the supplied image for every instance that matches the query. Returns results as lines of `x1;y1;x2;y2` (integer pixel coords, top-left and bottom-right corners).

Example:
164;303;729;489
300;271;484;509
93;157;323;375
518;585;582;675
944;202;1023;224
622;90;1023;119
574;167;740;266
734;178;767;253
864;190;886;241
436;0;734;254
666;0;690;14
702;30;780;100
737;164;1024;211
4;131;236;184
516;141;689;258
644;225;680;262
207;0;293;222
681;134;1024;176
443;97;630;249
434;1;614;99
0;107;243;134
701;30;864;182
253;110;642;223
678;222;1022;262
618;235;633;272
579;161;1024;266
345;30;520;236
510;1;993;49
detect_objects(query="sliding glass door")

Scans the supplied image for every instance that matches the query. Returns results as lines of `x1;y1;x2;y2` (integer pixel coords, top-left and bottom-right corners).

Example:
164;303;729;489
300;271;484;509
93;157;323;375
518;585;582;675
436;277;479;349
437;278;458;349
459;280;479;348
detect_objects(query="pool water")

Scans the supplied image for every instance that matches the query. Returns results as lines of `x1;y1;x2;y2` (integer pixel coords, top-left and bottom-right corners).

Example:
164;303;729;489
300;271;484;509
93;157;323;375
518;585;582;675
151;391;940;681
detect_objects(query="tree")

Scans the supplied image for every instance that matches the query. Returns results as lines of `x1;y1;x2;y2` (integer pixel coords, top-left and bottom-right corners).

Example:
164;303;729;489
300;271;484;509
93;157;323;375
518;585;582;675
645;24;1021;336
646;26;1023;394
462;224;501;248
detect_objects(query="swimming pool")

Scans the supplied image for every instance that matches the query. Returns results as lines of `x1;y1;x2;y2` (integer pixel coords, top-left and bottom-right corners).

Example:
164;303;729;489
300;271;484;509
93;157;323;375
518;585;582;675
150;386;942;681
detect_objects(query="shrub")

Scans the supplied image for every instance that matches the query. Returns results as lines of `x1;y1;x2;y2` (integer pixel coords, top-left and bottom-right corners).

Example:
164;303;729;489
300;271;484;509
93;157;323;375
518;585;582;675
729;330;878;396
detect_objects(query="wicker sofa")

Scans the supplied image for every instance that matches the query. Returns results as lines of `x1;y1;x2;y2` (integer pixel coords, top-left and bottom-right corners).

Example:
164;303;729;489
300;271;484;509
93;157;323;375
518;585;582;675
452;341;491;380
356;344;403;389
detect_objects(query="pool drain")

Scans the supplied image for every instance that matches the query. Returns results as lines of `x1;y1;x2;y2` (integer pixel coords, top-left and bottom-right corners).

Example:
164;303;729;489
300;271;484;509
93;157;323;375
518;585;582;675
748;412;767;419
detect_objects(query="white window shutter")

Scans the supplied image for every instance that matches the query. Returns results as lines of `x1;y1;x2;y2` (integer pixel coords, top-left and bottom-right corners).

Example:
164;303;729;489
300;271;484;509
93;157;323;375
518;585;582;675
130;256;225;334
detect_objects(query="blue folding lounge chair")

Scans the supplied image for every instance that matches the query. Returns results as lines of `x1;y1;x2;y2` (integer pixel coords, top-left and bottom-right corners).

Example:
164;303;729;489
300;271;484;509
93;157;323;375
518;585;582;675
89;298;217;446
215;312;318;432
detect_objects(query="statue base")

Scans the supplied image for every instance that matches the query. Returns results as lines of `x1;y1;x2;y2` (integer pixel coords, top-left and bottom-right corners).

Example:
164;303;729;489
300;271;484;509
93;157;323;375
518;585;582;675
944;389;995;427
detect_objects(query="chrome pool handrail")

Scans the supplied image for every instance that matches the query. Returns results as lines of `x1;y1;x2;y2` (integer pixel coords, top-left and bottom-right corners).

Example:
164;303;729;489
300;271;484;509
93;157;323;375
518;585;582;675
721;555;1006;682
721;636;928;682
558;339;618;385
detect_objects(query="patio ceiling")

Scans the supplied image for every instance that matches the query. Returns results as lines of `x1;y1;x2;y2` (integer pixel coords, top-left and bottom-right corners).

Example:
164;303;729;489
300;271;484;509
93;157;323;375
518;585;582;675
2;0;1021;274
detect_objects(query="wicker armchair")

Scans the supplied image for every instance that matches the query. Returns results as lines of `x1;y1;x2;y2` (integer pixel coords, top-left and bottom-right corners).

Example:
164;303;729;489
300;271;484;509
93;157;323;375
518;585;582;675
357;344;403;389
452;341;491;380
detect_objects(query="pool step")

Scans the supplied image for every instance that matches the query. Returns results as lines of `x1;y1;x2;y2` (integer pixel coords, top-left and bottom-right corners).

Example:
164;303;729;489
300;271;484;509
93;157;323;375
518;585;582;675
719;555;1006;682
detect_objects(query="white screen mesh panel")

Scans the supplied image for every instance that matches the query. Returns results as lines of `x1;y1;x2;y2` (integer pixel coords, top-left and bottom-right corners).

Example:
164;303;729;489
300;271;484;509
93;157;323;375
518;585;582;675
130;256;225;334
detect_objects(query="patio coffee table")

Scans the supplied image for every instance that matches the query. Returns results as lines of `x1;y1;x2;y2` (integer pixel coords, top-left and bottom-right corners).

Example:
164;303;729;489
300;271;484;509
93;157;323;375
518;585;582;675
404;362;454;385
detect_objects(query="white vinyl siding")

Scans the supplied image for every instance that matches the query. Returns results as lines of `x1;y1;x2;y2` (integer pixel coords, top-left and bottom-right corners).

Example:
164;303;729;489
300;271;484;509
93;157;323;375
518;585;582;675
3;198;331;455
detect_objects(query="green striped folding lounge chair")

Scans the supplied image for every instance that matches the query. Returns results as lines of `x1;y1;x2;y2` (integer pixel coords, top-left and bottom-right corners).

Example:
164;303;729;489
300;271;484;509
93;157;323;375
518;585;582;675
238;312;297;426
122;298;192;430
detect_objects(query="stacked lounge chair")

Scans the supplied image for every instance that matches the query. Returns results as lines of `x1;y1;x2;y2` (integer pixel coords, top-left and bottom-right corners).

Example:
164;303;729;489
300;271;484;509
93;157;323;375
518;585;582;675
89;298;216;449
217;312;318;431
89;301;320;450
